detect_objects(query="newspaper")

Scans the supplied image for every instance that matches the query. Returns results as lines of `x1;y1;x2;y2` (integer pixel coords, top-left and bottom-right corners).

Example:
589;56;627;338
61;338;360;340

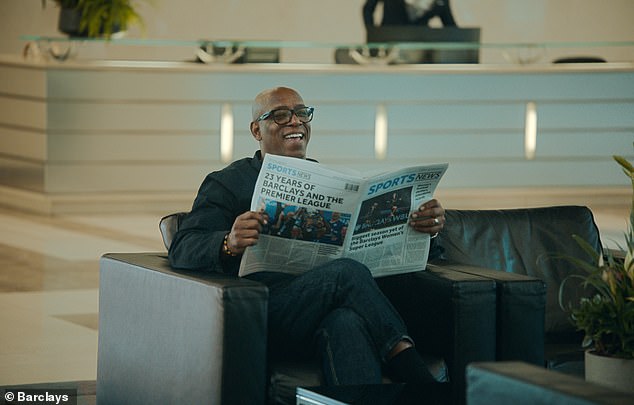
238;154;448;278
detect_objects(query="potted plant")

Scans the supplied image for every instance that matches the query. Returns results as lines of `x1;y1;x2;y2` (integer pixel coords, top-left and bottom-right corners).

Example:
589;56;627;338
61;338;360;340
55;0;82;37
559;145;634;393
52;0;144;39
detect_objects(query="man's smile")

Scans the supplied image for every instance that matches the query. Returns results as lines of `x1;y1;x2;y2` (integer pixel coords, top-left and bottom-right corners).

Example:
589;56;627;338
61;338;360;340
284;133;304;140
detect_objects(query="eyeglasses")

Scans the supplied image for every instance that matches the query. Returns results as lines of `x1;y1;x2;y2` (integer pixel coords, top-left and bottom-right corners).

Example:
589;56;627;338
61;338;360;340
256;106;315;125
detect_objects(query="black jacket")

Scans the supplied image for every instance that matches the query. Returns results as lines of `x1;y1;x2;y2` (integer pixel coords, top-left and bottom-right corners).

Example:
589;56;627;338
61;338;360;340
168;151;263;274
363;0;457;28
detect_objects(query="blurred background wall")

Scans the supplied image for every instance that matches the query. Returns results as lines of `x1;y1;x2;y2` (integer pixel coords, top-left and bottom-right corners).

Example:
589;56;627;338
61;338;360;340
1;0;634;63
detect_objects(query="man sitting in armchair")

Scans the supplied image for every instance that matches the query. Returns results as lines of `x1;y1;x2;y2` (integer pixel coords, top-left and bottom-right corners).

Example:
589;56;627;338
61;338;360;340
168;86;447;389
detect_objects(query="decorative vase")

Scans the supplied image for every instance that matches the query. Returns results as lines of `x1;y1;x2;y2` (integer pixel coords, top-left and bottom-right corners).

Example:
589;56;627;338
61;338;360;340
585;350;634;393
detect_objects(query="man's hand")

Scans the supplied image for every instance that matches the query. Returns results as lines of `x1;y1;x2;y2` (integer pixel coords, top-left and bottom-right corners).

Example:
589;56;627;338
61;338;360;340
409;199;445;235
226;211;267;254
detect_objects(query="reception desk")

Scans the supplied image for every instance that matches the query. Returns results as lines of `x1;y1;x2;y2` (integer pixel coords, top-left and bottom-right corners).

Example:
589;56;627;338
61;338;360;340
0;54;632;214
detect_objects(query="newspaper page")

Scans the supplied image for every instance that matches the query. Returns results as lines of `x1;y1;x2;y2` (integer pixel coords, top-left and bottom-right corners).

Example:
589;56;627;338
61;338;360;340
238;154;447;278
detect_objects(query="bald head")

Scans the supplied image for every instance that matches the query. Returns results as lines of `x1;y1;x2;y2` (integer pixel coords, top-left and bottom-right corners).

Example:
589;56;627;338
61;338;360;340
251;87;303;121
249;86;311;159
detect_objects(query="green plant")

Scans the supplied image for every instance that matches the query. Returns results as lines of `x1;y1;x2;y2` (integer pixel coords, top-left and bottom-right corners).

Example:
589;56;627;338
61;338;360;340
77;0;143;38
50;0;143;39
559;145;634;359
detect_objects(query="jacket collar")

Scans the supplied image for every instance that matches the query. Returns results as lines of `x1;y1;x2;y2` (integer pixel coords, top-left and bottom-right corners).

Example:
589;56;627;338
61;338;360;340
252;150;318;169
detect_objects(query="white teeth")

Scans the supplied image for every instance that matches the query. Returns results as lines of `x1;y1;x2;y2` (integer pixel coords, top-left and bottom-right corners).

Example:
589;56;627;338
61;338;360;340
284;133;303;139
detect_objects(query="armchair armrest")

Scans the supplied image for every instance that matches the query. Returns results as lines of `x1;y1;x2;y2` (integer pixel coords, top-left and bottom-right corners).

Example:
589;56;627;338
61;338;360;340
97;253;269;405
432;261;547;366
377;266;497;405
467;361;632;405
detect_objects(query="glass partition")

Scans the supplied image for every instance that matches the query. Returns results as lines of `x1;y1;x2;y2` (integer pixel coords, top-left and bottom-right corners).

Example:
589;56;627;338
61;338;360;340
21;35;634;66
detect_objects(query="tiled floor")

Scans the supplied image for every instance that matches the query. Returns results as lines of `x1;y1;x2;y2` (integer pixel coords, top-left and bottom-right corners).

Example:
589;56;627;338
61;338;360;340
0;207;165;386
0;196;629;387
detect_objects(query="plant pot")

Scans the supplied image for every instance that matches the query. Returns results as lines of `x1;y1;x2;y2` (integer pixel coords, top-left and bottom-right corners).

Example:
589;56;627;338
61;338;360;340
58;6;85;37
585;350;634;393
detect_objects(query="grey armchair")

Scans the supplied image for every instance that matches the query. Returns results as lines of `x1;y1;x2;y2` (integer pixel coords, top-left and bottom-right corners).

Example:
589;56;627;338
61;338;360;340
100;205;595;404
97;212;508;405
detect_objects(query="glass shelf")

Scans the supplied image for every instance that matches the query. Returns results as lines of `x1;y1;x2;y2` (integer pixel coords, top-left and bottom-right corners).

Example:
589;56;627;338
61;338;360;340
20;35;634;65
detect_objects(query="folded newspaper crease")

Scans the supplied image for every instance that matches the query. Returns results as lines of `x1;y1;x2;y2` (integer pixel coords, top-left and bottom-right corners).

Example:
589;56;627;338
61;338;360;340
239;154;448;278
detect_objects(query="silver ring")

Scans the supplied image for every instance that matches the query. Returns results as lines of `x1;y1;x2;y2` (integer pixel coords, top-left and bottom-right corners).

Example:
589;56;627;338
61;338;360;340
433;217;440;225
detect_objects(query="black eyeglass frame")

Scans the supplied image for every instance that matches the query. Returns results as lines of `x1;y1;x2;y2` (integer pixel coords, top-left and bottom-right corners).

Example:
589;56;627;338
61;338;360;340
256;106;315;125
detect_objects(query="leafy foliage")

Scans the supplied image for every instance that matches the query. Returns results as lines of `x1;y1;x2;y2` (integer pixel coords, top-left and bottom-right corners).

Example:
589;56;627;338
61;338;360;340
55;0;143;39
78;0;142;38
560;144;634;359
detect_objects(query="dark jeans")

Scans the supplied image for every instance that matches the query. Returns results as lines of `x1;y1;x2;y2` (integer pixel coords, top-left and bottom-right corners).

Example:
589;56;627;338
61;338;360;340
247;258;411;385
